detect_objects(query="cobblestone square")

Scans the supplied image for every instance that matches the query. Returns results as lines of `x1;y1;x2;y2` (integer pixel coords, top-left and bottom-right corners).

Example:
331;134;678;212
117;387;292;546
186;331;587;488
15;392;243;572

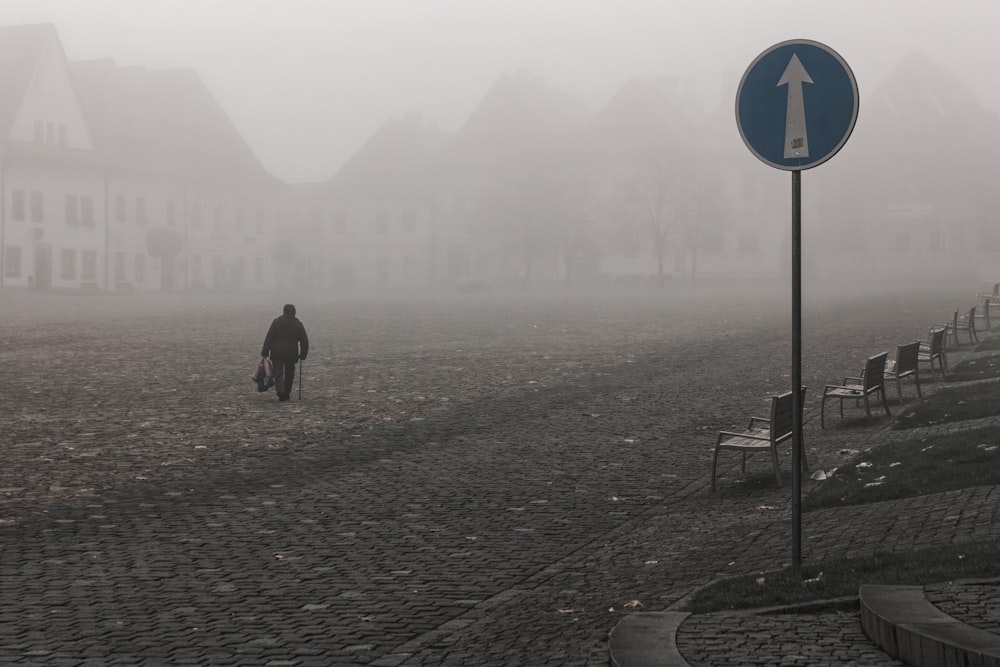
0;285;976;665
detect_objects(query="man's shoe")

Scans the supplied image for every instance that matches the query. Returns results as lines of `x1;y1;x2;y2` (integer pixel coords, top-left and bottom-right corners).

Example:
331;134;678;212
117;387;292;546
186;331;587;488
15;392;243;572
278;394;289;402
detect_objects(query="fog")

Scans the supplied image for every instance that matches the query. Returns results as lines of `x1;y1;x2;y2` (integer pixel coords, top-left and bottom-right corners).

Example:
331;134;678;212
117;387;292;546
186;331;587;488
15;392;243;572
4;0;997;182
0;1;998;300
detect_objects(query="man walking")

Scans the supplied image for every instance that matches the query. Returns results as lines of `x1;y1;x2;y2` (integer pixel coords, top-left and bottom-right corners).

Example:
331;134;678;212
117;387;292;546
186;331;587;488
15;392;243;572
261;304;309;402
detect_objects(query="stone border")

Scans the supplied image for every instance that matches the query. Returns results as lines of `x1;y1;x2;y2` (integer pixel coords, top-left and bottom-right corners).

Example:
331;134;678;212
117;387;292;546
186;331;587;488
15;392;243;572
860;584;1000;666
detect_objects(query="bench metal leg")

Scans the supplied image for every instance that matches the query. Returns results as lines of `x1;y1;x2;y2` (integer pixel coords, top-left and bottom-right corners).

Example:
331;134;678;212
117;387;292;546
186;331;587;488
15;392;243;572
710;445;720;492
770;447;782;487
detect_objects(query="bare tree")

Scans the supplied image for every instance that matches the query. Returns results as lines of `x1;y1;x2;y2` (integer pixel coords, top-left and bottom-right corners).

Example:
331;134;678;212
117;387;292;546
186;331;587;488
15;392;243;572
145;227;183;291
271;238;297;290
474;141;591;288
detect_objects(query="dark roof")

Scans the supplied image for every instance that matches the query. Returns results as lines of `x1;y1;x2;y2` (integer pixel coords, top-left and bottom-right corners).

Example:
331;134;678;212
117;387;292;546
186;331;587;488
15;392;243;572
70;58;281;187
0;23;55;140
589;78;703;163
446;71;590;165
856;51;1000;157
325;113;450;198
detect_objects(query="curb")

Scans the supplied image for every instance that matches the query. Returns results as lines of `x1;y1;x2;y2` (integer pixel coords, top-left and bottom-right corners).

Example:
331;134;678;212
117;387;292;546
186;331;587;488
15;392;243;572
860;583;1000;667
608;612;691;667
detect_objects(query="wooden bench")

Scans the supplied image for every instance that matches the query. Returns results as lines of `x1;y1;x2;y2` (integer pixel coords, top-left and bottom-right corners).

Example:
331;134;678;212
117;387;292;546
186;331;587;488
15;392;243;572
821;352;891;428
940;306;978;346
955;305;979;344
979;282;1000;306
975;296;992;332
917;327;947;379
711;388;807;491
883;341;921;402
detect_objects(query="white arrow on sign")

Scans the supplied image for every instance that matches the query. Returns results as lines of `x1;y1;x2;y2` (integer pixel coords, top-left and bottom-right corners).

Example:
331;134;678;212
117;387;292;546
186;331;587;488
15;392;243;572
778;53;813;159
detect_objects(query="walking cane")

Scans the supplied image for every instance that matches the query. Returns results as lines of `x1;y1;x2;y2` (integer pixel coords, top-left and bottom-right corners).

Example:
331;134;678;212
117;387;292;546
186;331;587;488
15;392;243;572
298;359;303;400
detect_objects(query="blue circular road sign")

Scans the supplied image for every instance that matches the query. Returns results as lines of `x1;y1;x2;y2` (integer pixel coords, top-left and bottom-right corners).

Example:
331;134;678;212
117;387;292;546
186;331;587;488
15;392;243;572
736;39;858;170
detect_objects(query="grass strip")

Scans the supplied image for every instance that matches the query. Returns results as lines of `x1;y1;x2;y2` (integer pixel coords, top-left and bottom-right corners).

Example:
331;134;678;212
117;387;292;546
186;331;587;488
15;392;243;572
683;541;1000;613
944;352;1000;382
974;335;1000;352
803;426;1000;510
892;379;1000;428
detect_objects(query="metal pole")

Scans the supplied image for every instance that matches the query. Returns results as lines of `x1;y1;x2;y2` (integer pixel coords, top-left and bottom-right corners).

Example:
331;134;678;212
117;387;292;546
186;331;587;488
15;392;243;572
791;169;803;579
0;150;6;289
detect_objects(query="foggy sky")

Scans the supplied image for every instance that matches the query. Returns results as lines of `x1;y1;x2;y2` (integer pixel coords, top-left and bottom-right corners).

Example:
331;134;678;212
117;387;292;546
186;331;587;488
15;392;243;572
0;0;995;183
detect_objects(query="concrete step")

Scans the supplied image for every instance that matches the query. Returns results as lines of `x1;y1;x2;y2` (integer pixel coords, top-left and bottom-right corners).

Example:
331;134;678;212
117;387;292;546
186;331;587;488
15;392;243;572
608;612;691;667
860;584;1000;667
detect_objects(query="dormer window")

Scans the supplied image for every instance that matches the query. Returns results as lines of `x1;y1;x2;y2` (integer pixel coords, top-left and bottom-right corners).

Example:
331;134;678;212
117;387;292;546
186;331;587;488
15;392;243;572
33;121;67;146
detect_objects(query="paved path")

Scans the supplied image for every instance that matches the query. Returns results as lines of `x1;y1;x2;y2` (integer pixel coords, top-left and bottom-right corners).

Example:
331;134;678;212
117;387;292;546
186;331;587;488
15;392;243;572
0;285;988;665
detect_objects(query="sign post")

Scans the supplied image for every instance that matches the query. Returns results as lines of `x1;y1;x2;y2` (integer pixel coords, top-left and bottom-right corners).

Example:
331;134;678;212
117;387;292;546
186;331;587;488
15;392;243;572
736;39;858;577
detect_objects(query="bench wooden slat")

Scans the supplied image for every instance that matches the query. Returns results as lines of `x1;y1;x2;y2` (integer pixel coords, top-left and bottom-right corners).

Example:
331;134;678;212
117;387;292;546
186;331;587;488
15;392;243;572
821;352;891;429
711;387;806;491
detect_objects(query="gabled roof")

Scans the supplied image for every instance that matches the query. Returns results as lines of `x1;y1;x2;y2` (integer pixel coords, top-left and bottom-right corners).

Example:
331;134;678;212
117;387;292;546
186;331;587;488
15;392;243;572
446;71;590;166
325;113;450;198
71;58;281;187
856;51;1000;157
0;23;64;141
591;77;700;146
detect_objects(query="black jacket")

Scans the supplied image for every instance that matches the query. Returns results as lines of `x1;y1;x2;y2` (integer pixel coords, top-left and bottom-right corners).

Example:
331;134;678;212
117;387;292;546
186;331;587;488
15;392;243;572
261;314;309;362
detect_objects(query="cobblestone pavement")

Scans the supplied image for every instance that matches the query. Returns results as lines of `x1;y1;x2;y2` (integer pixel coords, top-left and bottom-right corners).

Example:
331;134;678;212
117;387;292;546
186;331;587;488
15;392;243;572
0;284;988;665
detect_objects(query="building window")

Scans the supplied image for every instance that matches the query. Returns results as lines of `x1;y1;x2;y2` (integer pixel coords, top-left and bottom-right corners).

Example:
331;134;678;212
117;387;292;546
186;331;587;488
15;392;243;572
82;250;97;281
737;232;760;255
60;248;77;279
334;211;348;234
65;194;79;225
191;202;202;228
134;253;145;283
234;256;246;284
4;246;21;277
166;200;176;226
401;210;416;233
254;256;264;284
58;124;67;147
81;196;95;227
115;195;126;223
114;252;126;282
212;254;223;286
376;210;389;234
135;197;146;225
376;256;389;286
928;229;945;252
701;229;725;255
30;191;43;223
235;207;244;233
11;189;25;221
191;254;203;284
33;121;43;143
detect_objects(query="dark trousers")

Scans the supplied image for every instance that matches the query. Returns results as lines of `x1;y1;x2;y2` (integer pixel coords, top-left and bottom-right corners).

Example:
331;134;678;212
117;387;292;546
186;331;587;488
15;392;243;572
272;359;296;397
